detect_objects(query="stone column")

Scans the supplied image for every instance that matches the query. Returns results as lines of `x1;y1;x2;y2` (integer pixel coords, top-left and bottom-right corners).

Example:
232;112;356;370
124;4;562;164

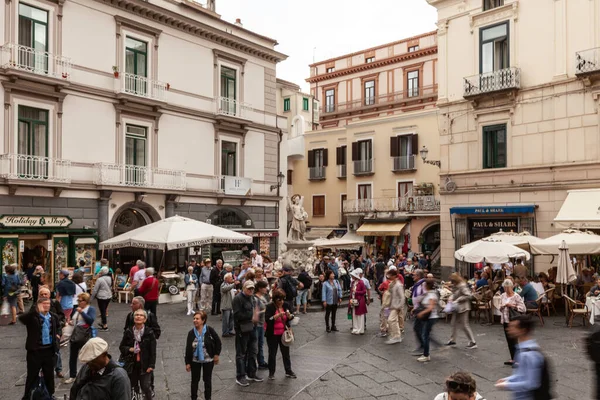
98;191;112;242
165;195;178;268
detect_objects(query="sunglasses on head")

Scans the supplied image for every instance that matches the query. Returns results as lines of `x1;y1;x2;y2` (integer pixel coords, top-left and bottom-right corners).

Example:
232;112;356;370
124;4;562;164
446;380;473;393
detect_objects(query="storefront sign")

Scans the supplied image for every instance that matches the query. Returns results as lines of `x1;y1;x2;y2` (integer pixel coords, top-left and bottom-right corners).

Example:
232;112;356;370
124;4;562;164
223;176;252;196
0;215;73;228
450;205;535;215
239;231;279;238
470;220;518;229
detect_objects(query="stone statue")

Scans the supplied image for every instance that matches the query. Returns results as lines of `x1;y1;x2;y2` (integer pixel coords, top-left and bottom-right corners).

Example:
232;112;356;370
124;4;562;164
287;194;308;242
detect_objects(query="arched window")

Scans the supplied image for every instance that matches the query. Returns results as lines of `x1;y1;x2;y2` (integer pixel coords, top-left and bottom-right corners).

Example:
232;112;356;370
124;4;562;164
291;115;305;138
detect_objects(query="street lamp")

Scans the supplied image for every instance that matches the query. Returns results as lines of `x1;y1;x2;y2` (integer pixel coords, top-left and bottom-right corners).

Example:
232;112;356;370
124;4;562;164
419;145;441;168
270;172;285;192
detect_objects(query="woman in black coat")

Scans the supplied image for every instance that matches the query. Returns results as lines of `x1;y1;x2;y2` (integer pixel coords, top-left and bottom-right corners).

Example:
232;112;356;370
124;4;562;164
264;289;297;380
119;309;156;400
185;310;221;400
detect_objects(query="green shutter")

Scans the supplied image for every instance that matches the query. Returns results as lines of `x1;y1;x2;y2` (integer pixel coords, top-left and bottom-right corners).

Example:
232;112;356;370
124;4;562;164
303;98;309;111
284;98;290;112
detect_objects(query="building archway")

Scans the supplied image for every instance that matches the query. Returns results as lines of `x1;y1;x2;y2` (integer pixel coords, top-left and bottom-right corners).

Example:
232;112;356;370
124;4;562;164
290;115;305;137
420;222;440;254
208;207;253;229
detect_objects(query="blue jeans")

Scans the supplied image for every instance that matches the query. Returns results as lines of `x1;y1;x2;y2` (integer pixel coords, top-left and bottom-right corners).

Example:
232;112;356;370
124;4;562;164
235;329;258;380
255;325;266;366
421;319;436;357
55;347;62;373
222;309;234;335
296;289;308;306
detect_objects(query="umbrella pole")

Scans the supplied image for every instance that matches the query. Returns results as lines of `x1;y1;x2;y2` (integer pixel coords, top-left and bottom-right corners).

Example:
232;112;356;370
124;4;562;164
157;248;166;278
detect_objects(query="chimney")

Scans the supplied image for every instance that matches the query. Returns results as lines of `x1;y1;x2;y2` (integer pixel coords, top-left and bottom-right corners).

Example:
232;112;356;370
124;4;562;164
234;18;243;27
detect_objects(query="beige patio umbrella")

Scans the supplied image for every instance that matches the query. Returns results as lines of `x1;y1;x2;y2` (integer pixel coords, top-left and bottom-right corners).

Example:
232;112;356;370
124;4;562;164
529;229;600;255
556;240;577;294
455;237;531;264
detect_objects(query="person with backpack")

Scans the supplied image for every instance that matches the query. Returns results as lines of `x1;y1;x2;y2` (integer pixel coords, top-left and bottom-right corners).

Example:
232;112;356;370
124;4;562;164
496;314;553;399
278;265;303;310
2;264;22;325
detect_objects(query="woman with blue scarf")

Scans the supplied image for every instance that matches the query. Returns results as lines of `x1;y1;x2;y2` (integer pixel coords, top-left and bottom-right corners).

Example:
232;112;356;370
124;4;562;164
185;310;221;400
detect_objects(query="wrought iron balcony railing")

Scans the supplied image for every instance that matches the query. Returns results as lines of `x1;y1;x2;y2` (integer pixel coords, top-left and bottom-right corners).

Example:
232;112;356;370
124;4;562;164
343;195;440;214
337;164;347;179
0;43;71;79
94;163;185;190
353;159;373;175
391;155;416;172
576;48;600;75
463;67;520;98
0;154;71;183
216;97;251;118
309;166;326;180
120;73;167;101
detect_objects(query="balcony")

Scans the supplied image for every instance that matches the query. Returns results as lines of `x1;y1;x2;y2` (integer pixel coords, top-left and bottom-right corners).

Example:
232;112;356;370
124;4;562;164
119;73;167;101
215;175;253;196
353;159;374;175
0;43;71;80
0;154;71;183
287;134;305;159
94;163;186;190
463;68;520;100
576;48;600;85
343;196;440;214
320;85;438;116
308;166;326;181
337;164;347;179
216;97;251;119
391;155;416;172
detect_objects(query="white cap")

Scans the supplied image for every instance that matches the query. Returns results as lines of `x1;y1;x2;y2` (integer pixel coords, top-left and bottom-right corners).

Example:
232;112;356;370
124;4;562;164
389;266;397;271
79;337;109;363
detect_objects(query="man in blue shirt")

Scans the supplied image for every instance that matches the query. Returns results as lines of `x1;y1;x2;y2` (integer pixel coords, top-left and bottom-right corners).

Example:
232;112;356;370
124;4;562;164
496;315;546;399
517;276;539;309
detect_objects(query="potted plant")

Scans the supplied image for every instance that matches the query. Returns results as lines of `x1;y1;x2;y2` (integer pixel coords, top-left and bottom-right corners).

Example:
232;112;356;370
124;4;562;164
62;72;68;79
112;66;119;78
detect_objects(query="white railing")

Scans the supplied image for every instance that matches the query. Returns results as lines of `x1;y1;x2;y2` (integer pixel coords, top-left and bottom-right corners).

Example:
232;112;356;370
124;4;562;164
0;43;71;79
94;163;186;190
121;72;167;101
353;158;373;175
216;97;251;118
463;67;520;97
309;166;326;180
0;154;71;183
391;155;416;171
576;48;600;75
343;196;440;214
214;175;253;196
337;164;347;178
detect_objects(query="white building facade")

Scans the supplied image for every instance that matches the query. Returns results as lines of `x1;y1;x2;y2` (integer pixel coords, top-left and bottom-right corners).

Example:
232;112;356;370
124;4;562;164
0;0;287;280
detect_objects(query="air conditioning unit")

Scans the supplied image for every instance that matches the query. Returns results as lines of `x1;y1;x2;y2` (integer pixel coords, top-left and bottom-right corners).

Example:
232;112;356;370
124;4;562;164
206;219;212;224
349;223;355;230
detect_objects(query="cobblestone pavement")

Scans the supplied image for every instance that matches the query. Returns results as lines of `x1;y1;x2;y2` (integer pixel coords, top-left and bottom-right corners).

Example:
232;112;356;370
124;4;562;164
0;301;595;400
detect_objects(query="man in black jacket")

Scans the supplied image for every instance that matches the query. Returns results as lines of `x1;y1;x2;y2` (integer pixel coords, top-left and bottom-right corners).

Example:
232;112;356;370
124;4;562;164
123;296;161;339
19;297;61;400
210;260;223;315
232;280;262;387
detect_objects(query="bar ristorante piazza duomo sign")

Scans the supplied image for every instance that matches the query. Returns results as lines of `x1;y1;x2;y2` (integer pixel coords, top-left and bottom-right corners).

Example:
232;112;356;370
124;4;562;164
0;215;73;228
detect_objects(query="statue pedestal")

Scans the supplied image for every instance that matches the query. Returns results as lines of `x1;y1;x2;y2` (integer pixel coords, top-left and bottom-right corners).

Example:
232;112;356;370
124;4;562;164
280;241;316;276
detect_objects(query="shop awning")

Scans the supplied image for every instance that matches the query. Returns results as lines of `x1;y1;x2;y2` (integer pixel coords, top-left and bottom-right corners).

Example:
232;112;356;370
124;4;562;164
554;189;600;229
450;204;536;215
304;228;334;240
75;237;97;245
356;222;406;236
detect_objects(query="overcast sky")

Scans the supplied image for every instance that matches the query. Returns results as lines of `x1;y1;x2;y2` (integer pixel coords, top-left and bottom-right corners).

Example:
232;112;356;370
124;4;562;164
216;0;438;92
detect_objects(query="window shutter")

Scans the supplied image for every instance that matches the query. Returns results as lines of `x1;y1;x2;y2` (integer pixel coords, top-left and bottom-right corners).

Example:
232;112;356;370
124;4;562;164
351;142;358;161
390;136;399;157
308;150;315;168
335;147;341;165
323;149;328;166
411;134;419;155
341;146;346;165
287;169;293;185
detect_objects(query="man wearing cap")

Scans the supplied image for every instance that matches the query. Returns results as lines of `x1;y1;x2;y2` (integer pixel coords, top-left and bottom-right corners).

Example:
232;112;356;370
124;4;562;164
56;269;76;323
279;265;304;309
232;280;262;386
69;337;131;400
20;297;62;400
199;258;213;312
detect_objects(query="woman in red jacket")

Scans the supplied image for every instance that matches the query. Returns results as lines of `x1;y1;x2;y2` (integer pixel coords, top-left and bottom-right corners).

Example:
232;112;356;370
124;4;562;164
349;270;367;335
138;268;160;316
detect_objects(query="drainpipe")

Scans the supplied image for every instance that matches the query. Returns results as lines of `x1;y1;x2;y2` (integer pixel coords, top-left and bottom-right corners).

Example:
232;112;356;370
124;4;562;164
276;116;283;259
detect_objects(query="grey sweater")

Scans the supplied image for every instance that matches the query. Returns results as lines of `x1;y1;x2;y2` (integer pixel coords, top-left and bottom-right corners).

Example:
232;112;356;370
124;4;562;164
92;276;113;300
220;282;236;310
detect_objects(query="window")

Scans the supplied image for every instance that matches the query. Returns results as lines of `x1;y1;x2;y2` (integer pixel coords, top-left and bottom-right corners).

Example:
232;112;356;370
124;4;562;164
325;89;335;112
125;37;148;95
18;4;49;72
336;145;347;166
220;66;237;114
18;105;48;177
407;70;419;97
312;195;325;217
408;45;419;53
308;148;327;179
398;182;413;198
326;67;335;73
352;140;373;174
480;22;508;74
221;141;237;176
357;184;372;200
283;98;291;112
390;134;418;170
364;80;375;105
302;97;309;111
125;124;147;184
483;124;507;169
287;169;292;185
365;57;375;63
483;0;504;11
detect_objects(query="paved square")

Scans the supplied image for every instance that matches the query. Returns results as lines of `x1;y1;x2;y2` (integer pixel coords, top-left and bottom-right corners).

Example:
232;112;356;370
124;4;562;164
0;302;594;399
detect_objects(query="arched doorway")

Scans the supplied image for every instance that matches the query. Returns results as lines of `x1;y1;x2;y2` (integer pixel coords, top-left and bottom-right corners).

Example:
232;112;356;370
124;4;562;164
110;203;160;274
207;207;254;261
420;222;440;254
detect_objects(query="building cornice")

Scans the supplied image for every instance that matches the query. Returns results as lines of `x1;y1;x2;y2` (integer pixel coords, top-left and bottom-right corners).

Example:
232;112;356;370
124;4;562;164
306;47;438;83
93;0;287;63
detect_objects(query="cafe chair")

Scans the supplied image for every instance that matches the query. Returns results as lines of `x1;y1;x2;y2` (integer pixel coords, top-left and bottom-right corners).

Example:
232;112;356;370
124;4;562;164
526;294;546;327
541;287;556;316
563;295;591;328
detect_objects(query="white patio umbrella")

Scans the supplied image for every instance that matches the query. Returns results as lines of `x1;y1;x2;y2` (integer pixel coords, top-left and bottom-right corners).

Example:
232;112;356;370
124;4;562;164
100;215;252;251
455;237;531;264
556;240;577;288
313;236;364;250
529;229;600;255
488;231;543;247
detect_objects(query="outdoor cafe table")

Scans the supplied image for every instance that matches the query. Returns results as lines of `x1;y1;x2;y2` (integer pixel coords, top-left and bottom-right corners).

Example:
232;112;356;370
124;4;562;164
585;297;600;325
